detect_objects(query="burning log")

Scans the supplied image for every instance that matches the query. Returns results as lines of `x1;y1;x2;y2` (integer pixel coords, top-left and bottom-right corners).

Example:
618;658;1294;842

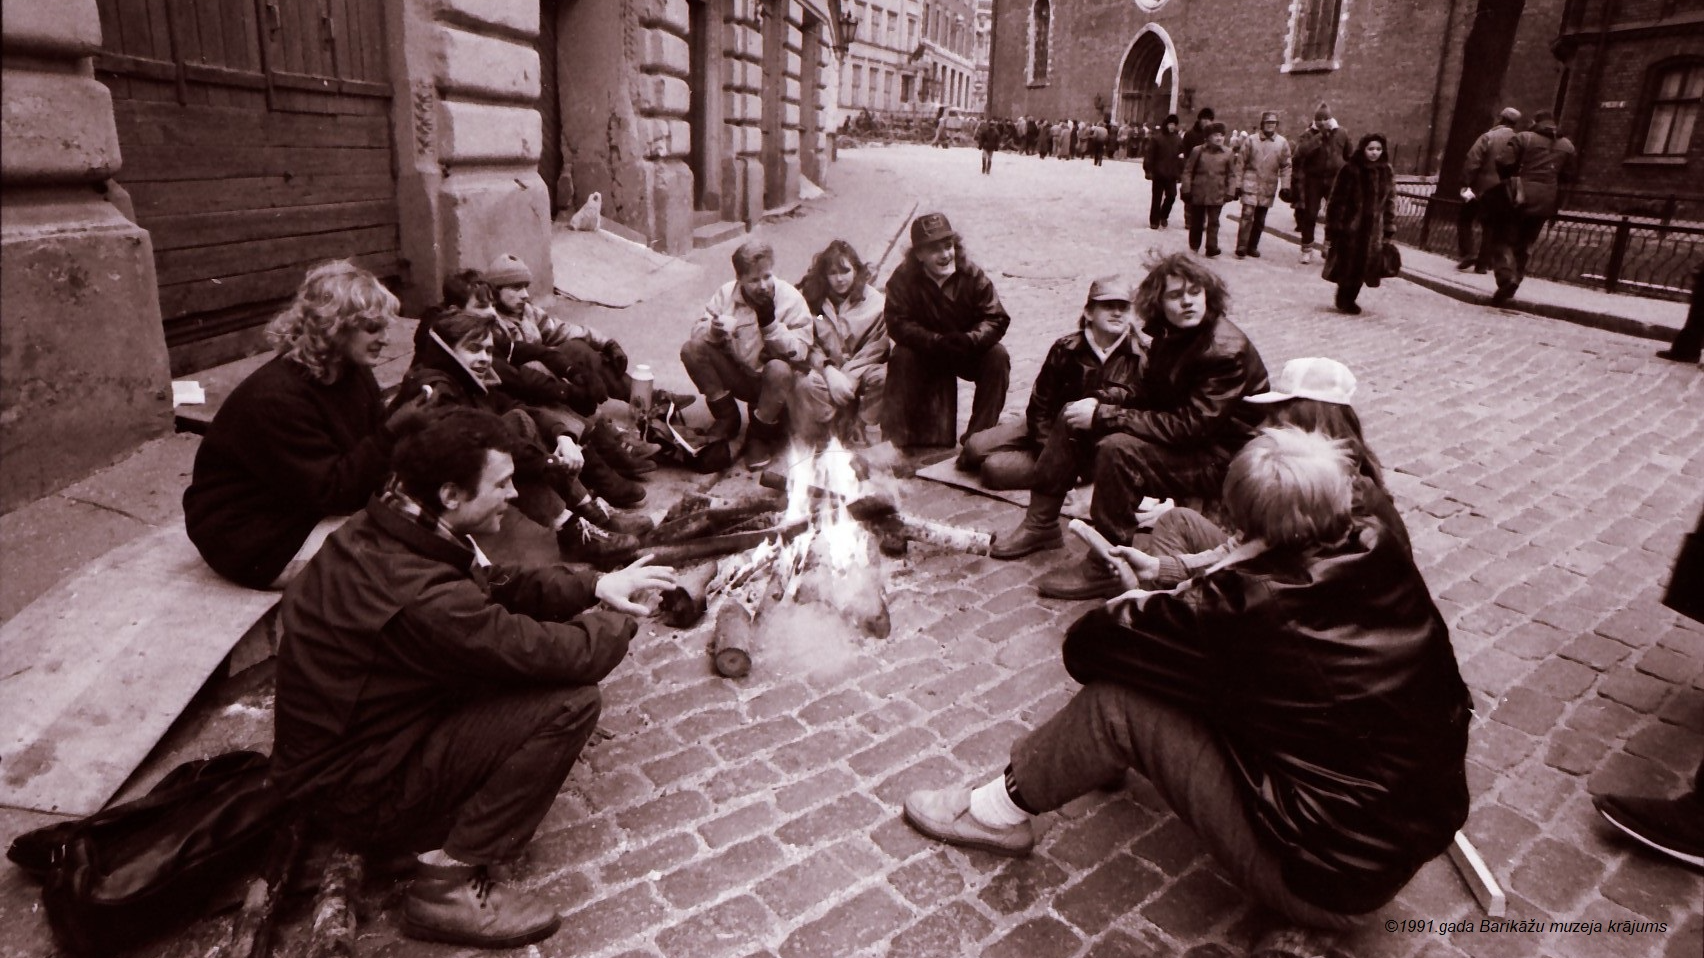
657;563;718;627
305;849;363;958
642;518;810;566
709;600;756;677
649;503;784;545
846;495;992;555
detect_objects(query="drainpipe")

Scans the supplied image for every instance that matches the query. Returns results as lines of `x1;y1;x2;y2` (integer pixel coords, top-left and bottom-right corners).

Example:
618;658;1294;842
1423;0;1464;175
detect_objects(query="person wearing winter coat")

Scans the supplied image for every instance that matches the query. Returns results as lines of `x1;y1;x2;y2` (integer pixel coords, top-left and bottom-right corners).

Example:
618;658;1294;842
1234;111;1294;258
1037;119;1054;158
977;118;1000;174
794;239;890;445
1488;111;1577;305
1323;133;1397;314
1290;104;1353;264
1180;108;1217;239
1181;123;1237;257
1456;107;1522;273
1144;114;1186;230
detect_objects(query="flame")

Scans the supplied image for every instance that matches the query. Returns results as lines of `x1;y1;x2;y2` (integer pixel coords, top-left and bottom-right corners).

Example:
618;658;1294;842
775;437;871;578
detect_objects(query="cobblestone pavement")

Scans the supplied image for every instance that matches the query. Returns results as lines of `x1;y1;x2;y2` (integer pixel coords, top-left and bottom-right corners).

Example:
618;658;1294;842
98;145;1704;958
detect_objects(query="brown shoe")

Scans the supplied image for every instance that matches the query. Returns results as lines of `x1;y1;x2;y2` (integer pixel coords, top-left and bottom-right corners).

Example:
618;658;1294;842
902;788;1034;857
402;862;561;949
991;518;1063;559
1036;553;1122;600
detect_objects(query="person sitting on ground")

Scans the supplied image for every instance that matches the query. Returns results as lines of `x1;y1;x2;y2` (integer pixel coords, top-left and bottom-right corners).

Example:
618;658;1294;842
904;427;1472;932
680;238;815;470
795;239;890;447
881;212;1012;452
184;260;425;589
272;407;676;950
390;307;650;566
1115;357;1394;588
998;252;1268;602
962;275;1142;493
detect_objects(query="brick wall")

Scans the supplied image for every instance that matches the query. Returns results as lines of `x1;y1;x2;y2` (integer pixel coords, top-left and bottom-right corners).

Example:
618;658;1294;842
987;0;1569;175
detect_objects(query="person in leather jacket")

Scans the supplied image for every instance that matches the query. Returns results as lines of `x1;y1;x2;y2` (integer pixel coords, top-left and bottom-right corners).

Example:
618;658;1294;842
903;427;1472;928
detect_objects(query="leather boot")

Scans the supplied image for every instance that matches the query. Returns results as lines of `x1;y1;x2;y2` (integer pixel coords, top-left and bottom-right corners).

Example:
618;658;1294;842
743;414;786;470
991;492;1065;560
706;394;743;443
402;861;561;949
587;420;657;478
556;516;641;568
579;448;646;508
574;495;655;535
1036;551;1123;600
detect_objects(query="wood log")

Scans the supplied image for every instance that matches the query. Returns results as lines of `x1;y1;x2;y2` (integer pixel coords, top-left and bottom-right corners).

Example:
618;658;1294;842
200;819;303;958
660;491;784;526
657;563;719;628
710;601;755;677
643;519;810;566
648;503;784;545
846;495;991;555
305;849;364;958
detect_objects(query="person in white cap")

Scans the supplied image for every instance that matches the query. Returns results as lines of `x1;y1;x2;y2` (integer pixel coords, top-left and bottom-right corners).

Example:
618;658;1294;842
1234;111;1293;259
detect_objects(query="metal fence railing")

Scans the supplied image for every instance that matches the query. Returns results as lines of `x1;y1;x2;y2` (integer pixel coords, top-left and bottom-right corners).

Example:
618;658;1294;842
1393;189;1703;303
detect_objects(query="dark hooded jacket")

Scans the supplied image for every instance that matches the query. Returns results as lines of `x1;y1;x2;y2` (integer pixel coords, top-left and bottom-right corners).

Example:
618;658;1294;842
1060;481;1472;914
1325;134;1397;289
390;331;556;481
1144;126;1186;181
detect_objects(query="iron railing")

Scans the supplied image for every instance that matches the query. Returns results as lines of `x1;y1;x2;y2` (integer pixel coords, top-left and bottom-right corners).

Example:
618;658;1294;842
1393;189;1703;302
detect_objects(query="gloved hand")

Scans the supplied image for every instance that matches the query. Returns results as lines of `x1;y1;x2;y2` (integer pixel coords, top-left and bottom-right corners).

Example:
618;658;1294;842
748;289;777;327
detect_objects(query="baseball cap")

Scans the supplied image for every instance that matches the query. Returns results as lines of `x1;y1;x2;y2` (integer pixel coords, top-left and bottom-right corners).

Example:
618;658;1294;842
1086;275;1133;303
1499;107;1521;123
1245;357;1357;405
910;212;958;247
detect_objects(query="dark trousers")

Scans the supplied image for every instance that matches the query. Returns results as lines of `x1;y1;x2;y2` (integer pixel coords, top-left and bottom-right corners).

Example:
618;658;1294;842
1036;431;1231;545
1295;177;1329;249
1149;177;1178;227
1336;278;1364;309
1672;265;1704;358
1236;203;1270;254
1455;195;1483;264
1187;203;1223;255
981;147;994;174
1090;142;1104;165
1490;214;1546;294
328;686;601;866
882;341;1010;448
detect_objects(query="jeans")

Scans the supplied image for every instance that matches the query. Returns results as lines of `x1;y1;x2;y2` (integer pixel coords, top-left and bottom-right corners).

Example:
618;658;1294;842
1038;432;1231;545
1455;195;1483;264
679;337;797;424
1008;681;1362;930
958;419;1042;490
1187;203;1223;254
981;148;994;174
1236;203;1270;254
1149;177;1178;227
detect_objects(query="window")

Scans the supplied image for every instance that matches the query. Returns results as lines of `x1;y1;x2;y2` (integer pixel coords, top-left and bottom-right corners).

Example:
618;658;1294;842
902;74;914;102
1283;0;1347;72
888;10;899;47
852;64;864;106
1029;0;1050;83
886;70;896;109
1640;61;1703;157
908;16;917;47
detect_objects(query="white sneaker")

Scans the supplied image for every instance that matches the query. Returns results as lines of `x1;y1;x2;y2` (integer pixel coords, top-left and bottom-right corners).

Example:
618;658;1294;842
1300;248;1316;265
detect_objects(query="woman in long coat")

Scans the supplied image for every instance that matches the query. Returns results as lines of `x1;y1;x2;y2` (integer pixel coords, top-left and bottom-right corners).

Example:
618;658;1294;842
1323;132;1396;315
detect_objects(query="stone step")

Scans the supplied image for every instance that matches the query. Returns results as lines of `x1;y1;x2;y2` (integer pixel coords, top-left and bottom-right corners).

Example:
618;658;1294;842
692;218;748;250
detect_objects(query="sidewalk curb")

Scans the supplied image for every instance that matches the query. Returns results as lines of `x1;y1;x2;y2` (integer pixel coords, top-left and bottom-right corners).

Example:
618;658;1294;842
1240;215;1677;343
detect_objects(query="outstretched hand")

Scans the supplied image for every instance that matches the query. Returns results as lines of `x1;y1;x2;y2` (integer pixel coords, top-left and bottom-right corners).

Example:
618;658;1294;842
1106;545;1160;583
595;555;678;615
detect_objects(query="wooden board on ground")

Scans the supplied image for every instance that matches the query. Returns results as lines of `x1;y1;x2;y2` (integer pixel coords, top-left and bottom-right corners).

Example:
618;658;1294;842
0;526;280;815
912;456;1092;520
551;228;702;309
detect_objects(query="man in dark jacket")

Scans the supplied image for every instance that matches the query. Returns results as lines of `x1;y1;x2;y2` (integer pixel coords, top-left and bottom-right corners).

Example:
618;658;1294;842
1179;107;1216;238
1144;114;1185;230
960;275;1143;493
881;212;1012;450
997;253;1268;600
906;427;1472;929
1489;110;1576;305
1291;103;1352;265
273;408;675;949
1456;107;1522;273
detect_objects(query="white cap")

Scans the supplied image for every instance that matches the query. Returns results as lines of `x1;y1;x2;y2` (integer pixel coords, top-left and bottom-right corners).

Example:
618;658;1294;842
1245;357;1357;405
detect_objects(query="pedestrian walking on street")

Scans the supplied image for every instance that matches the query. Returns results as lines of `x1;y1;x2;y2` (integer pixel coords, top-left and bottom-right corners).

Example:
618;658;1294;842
1181;108;1216;242
1144;115;1185;230
1488;110;1576;306
1457;107;1522;274
1037;118;1054;158
1234;111;1293;258
976;117;999;175
1291;104;1353;265
1089;122;1108;166
1323;133;1397;314
1181;123;1237;257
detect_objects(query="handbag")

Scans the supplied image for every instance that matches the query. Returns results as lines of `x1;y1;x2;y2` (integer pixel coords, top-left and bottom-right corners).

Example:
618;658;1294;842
641;400;733;474
1379;241;1403;279
1506;175;1526;210
7;751;289;955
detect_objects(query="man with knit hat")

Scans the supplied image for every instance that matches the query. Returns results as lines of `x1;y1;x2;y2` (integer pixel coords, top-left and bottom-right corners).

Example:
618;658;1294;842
1180;107;1216;239
1144;114;1186;230
1457;107;1522;273
1290;104;1352;265
1233;111;1293;259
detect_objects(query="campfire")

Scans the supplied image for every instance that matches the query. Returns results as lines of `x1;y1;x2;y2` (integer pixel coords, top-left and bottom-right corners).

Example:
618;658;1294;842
648;440;992;678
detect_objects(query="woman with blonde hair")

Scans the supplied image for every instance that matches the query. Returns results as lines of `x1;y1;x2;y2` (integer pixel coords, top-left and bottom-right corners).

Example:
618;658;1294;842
184;260;421;588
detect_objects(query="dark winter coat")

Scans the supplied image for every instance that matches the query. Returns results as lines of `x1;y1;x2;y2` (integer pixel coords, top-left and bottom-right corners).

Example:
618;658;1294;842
272;497;634;802
1143;128;1186;180
1504;125;1577;218
183;356;392;589
1292;123;1352;186
1094;312;1268;452
1324;135;1397;289
883;254;1010;358
1025;330;1144;447
1181;143;1238;206
1060;481;1471;914
390;332;556;480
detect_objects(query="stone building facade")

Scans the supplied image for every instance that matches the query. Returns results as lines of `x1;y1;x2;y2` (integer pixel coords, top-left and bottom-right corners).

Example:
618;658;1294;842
986;0;1566;174
0;0;832;511
839;0;980;120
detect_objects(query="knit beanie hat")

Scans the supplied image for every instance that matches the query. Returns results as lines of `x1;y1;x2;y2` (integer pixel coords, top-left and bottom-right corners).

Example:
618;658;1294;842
1314;103;1332;122
484;253;533;288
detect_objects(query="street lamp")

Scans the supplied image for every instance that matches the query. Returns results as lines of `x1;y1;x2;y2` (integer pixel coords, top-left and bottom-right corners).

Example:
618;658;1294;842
834;9;859;57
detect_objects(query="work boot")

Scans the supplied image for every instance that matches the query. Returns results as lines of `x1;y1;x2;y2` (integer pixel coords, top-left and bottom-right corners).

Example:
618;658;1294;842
705;394;743;443
579;449;646;508
556;516;641;567
1036;551;1124;600
991;492;1065;560
575;495;655;536
587;420;657;478
402;861;561;949
743;415;785;470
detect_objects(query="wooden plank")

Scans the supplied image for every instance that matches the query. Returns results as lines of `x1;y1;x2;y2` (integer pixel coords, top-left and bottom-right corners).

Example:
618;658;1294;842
226;0;263;73
114;100;389;148
95;51;179;82
0;526;282;816
96;0;125;56
183;62;268;89
1449;832;1507;917
116;143;390;182
191;0;227;68
155;223;396;285
127;171;394;216
327;0;354;82
113;0;163;61
147;199;396;252
158;249;399;321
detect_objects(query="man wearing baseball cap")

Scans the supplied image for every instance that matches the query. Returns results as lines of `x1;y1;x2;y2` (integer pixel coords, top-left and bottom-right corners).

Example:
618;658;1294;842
881;212;1012;451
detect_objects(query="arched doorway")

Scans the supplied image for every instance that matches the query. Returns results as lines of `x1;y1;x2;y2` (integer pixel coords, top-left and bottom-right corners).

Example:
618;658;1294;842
1116;27;1176;128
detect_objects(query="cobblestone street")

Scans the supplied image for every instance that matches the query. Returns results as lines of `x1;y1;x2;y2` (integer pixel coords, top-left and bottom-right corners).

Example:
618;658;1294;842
38;144;1704;958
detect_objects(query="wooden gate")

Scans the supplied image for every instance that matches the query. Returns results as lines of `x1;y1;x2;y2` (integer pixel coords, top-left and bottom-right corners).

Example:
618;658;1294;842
94;0;402;373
